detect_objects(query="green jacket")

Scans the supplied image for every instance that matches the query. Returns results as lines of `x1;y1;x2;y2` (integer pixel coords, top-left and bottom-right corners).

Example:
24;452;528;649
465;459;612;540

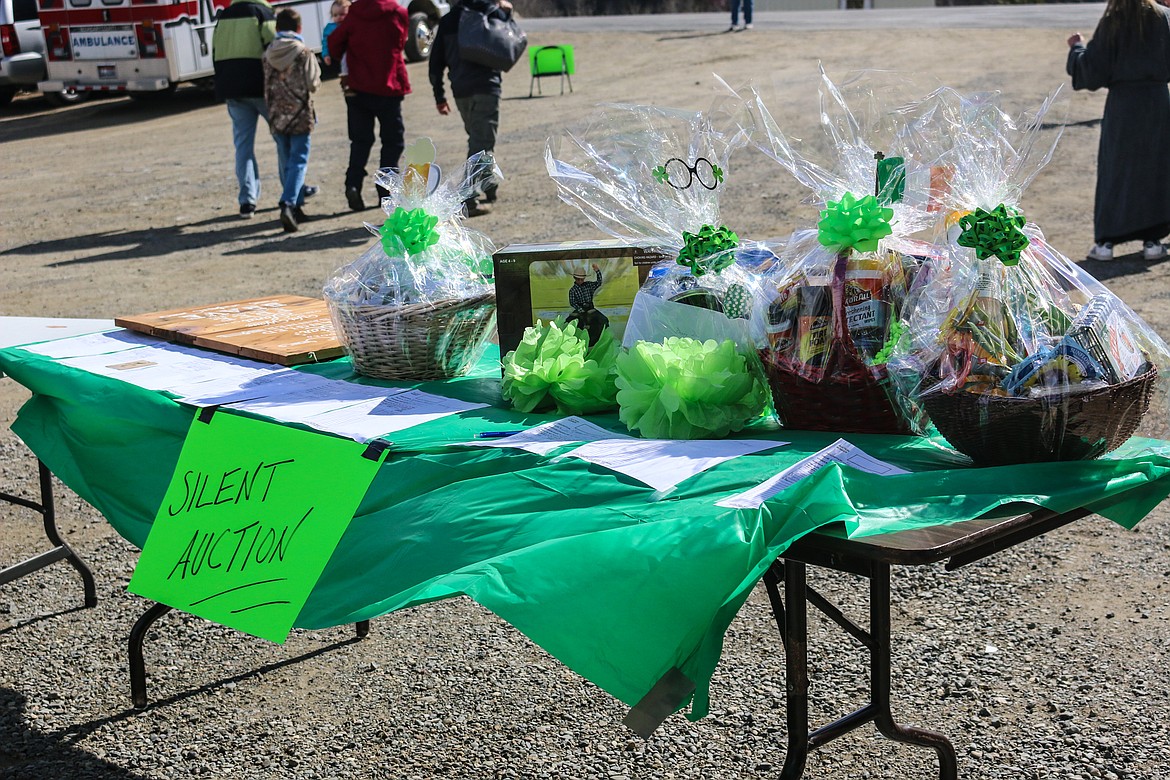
212;0;276;101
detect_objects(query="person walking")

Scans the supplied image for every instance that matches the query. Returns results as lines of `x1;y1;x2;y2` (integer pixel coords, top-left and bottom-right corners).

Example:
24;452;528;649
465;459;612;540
327;0;410;212
1068;0;1170;262
212;0;316;218
429;0;513;217
729;0;753;31
264;8;320;233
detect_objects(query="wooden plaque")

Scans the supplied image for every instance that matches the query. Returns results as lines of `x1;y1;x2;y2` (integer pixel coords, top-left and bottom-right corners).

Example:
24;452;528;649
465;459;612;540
114;295;346;366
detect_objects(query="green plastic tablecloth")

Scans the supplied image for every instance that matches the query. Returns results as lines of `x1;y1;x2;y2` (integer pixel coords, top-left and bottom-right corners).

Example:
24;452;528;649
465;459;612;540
3;341;1170;723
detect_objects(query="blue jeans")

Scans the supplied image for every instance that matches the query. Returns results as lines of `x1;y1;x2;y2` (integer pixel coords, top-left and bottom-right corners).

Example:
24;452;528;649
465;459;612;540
226;97;282;207
731;0;752;26
274;133;311;207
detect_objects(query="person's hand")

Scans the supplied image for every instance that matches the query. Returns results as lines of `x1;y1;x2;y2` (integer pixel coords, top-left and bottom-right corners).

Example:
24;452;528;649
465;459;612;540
499;0;513;9
323;55;332;65
591;263;600;271
1068;32;1084;48
437;100;451;115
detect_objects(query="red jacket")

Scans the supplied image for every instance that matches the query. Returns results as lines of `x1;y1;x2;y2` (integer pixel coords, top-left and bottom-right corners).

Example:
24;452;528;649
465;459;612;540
326;0;411;97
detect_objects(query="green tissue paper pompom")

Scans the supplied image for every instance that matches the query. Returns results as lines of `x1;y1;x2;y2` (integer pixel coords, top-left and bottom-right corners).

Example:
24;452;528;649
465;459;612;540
501;321;619;415
615;337;770;439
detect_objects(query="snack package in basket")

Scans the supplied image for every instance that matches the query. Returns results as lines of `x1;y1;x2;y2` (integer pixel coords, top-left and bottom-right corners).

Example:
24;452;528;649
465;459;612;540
323;144;499;381
886;88;1170;465
730;69;943;435
543;103;773;439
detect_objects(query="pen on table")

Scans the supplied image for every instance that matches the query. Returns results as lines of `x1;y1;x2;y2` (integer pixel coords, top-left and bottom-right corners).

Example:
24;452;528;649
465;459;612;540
475;431;521;439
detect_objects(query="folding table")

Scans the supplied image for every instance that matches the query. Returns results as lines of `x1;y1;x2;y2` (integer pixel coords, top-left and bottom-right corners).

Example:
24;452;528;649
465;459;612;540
767;505;1090;779
3;333;1169;780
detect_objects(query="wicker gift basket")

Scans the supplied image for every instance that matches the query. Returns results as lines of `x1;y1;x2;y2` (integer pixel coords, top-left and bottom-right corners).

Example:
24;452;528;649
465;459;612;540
730;69;942;434
324;147;499;381
885;88;1170;465
761;244;923;435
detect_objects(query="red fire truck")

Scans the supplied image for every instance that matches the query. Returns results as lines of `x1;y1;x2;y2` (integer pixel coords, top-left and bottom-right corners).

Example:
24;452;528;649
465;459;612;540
36;0;445;98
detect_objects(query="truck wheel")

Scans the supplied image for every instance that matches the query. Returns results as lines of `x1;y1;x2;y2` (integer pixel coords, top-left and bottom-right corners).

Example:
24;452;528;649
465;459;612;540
0;87;16;107
43;87;85;107
404;11;434;62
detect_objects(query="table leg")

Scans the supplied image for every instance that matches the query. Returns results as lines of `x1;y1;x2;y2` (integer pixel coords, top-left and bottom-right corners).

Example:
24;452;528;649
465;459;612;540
128;604;372;708
765;561;810;779
129;602;173;709
0;460;97;608
869;563;958;780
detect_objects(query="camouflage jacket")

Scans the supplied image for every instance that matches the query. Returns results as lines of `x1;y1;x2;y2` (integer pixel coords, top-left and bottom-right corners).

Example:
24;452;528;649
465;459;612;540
263;34;320;136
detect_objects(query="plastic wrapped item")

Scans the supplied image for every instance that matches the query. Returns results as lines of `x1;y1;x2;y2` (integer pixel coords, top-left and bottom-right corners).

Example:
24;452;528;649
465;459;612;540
886;89;1170;464
323;146;499;381
731;69;940;434
501;320;620;415
545;103;773;438
546;104;772;351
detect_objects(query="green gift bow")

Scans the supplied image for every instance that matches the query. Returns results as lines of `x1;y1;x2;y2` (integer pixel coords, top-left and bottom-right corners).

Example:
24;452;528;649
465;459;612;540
380;206;440;257
956;204;1029;266
817;192;894;254
677;224;738;275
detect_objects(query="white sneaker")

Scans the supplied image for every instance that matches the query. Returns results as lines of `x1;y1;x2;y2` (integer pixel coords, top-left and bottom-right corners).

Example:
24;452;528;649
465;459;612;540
1086;242;1113;261
1143;241;1167;261
743;23;753;29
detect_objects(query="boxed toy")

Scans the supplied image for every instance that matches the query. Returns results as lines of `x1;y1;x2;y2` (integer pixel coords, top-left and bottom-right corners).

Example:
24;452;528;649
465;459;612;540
493;240;670;357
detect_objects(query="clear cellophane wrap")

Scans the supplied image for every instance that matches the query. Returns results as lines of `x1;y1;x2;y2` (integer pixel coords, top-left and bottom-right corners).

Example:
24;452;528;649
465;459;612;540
886;88;1170;463
545;103;774;352
322;153;500;380
728;69;943;434
545;103;775;438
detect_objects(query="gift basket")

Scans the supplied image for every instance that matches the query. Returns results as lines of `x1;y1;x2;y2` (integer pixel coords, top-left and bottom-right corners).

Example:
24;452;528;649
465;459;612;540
733;69;942;434
887;89;1170;465
544;103;773;438
324;147;499;381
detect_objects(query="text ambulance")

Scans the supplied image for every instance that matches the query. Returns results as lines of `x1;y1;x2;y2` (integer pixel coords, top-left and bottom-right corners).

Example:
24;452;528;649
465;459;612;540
37;0;445;98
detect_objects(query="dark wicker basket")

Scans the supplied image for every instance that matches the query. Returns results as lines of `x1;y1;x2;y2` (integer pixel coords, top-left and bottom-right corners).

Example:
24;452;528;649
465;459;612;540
761;251;914;435
327;293;497;381
763;355;912;435
922;364;1158;466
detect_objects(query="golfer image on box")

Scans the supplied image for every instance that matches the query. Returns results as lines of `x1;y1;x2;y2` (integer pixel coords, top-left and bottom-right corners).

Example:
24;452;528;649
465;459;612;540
565;263;609;345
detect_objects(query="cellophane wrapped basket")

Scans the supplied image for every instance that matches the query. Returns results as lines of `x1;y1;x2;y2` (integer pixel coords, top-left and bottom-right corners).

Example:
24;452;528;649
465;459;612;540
733;69;942;434
887;89;1170;464
324;153;499;381
544;103;774;438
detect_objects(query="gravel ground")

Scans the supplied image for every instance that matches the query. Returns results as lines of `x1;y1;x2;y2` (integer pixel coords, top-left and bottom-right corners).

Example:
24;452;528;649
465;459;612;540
4;15;1170;780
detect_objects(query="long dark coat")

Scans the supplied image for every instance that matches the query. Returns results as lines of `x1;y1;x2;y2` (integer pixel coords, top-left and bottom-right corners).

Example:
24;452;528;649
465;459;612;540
1067;6;1170;244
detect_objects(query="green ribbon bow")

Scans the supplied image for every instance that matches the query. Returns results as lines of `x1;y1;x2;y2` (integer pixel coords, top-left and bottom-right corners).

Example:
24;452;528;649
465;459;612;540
816;192;894;254
677;224;738;275
652;165;670;184
380;206;440;257
466;255;493;279
955;204;1029;266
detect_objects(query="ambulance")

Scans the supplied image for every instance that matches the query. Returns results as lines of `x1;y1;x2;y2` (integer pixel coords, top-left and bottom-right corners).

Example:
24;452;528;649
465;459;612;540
36;0;446;98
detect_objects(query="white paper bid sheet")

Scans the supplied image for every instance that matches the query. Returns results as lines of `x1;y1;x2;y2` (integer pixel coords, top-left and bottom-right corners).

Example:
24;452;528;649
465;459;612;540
461;416;630;456
300;389;489;442
565;438;789;493
17;328;157;358
716;438;910;509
